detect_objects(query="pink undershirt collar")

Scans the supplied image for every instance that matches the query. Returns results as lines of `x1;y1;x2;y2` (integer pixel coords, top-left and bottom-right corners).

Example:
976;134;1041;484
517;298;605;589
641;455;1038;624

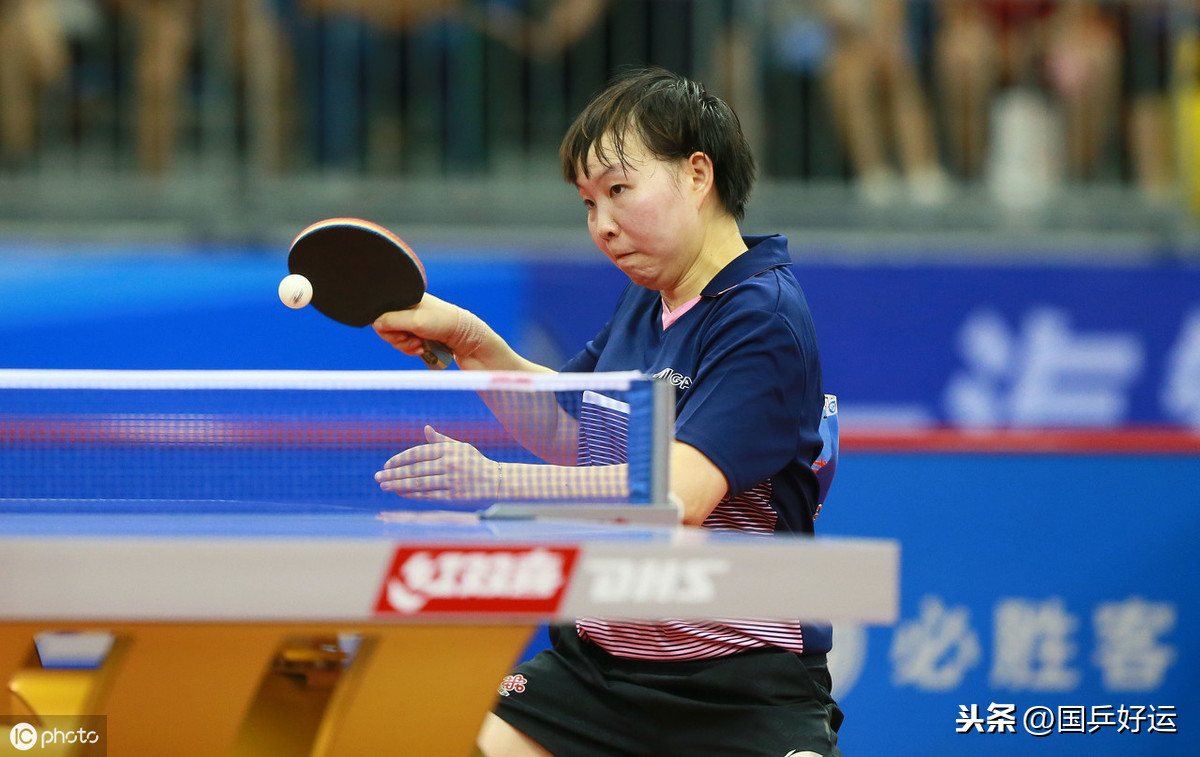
661;296;702;329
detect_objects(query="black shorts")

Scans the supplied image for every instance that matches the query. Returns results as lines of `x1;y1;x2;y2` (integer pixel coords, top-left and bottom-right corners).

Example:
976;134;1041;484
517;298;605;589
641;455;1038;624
491;624;843;757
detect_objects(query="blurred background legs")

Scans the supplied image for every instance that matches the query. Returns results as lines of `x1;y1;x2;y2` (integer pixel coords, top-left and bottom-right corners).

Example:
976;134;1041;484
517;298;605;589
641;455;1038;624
0;0;69;167
934;0;999;181
117;0;199;174
0;0;1196;238
1044;0;1122;183
823;0;946;206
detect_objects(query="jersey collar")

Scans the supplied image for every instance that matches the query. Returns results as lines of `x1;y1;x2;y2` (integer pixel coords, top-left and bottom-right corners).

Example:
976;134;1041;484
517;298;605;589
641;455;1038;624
700;234;792;297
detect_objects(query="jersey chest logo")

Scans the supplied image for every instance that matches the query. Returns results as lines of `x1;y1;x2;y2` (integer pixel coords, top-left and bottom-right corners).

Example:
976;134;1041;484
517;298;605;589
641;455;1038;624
652;367;693;390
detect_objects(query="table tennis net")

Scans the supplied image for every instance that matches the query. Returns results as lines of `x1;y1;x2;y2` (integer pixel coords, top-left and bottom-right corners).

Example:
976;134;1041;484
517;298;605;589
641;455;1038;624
0;370;672;511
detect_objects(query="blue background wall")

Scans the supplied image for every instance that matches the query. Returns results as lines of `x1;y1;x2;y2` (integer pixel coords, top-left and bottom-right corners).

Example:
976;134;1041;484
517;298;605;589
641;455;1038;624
5;240;1197;429
819;451;1197;755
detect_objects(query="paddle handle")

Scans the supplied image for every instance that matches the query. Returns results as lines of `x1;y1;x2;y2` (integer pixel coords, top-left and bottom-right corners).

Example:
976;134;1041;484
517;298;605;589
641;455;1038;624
421;340;455;370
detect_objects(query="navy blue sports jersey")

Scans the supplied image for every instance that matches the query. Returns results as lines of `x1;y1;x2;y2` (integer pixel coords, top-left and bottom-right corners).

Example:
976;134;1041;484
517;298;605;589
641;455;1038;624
561;234;831;658
562;234;825;535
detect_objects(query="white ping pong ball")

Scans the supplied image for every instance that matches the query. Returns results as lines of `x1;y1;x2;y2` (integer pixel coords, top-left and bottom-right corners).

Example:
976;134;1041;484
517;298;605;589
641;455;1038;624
279;273;313;309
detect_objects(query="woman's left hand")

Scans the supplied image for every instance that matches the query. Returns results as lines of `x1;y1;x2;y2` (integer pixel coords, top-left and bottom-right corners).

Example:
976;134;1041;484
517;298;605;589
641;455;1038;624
376;425;500;501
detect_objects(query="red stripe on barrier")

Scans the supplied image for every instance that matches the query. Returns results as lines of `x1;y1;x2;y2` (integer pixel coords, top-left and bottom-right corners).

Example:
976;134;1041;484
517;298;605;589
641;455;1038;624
5;417;1199;454
841;427;1200;454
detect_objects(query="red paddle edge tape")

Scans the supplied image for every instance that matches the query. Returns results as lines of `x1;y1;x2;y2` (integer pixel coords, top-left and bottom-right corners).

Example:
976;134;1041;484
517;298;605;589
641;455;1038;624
290;217;427;287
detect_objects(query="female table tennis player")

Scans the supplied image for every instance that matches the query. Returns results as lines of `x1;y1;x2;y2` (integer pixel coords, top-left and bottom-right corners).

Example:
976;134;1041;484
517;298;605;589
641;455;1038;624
373;67;841;757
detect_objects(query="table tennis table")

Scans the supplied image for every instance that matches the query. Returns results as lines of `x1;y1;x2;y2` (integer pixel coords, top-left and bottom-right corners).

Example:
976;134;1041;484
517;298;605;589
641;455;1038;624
0;501;899;756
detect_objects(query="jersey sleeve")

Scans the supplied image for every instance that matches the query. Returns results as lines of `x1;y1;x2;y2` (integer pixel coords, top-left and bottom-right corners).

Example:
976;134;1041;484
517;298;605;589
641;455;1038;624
673;300;823;497
559;317;611;373
560;283;637;373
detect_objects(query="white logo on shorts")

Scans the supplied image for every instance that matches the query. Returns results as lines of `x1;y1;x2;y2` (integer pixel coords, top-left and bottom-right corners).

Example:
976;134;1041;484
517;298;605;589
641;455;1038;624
497;674;528;697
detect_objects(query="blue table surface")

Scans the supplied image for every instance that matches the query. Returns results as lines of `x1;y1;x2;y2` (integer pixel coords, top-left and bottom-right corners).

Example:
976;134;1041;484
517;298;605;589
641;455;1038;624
0;499;687;543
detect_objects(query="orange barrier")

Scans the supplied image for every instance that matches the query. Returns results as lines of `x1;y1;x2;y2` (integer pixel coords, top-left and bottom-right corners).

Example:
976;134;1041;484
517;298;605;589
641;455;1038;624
2;622;535;756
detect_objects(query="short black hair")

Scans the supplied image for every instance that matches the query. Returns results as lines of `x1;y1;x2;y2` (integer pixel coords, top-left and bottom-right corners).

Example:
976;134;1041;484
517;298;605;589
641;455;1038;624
560;67;756;221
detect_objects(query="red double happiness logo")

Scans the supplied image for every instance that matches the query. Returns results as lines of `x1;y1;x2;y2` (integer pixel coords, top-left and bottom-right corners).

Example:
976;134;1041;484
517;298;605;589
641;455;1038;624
375;545;580;617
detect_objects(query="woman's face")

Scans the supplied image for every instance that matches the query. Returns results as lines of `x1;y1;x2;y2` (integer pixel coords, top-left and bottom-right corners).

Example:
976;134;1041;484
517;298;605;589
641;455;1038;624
575;134;702;292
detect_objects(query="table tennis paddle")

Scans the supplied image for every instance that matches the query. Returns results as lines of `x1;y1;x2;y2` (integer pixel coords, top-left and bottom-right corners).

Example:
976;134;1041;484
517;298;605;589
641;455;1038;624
288;217;454;369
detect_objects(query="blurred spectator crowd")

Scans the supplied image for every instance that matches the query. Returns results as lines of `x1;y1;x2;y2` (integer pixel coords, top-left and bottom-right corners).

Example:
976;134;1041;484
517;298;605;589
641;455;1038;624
1;0;1198;209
